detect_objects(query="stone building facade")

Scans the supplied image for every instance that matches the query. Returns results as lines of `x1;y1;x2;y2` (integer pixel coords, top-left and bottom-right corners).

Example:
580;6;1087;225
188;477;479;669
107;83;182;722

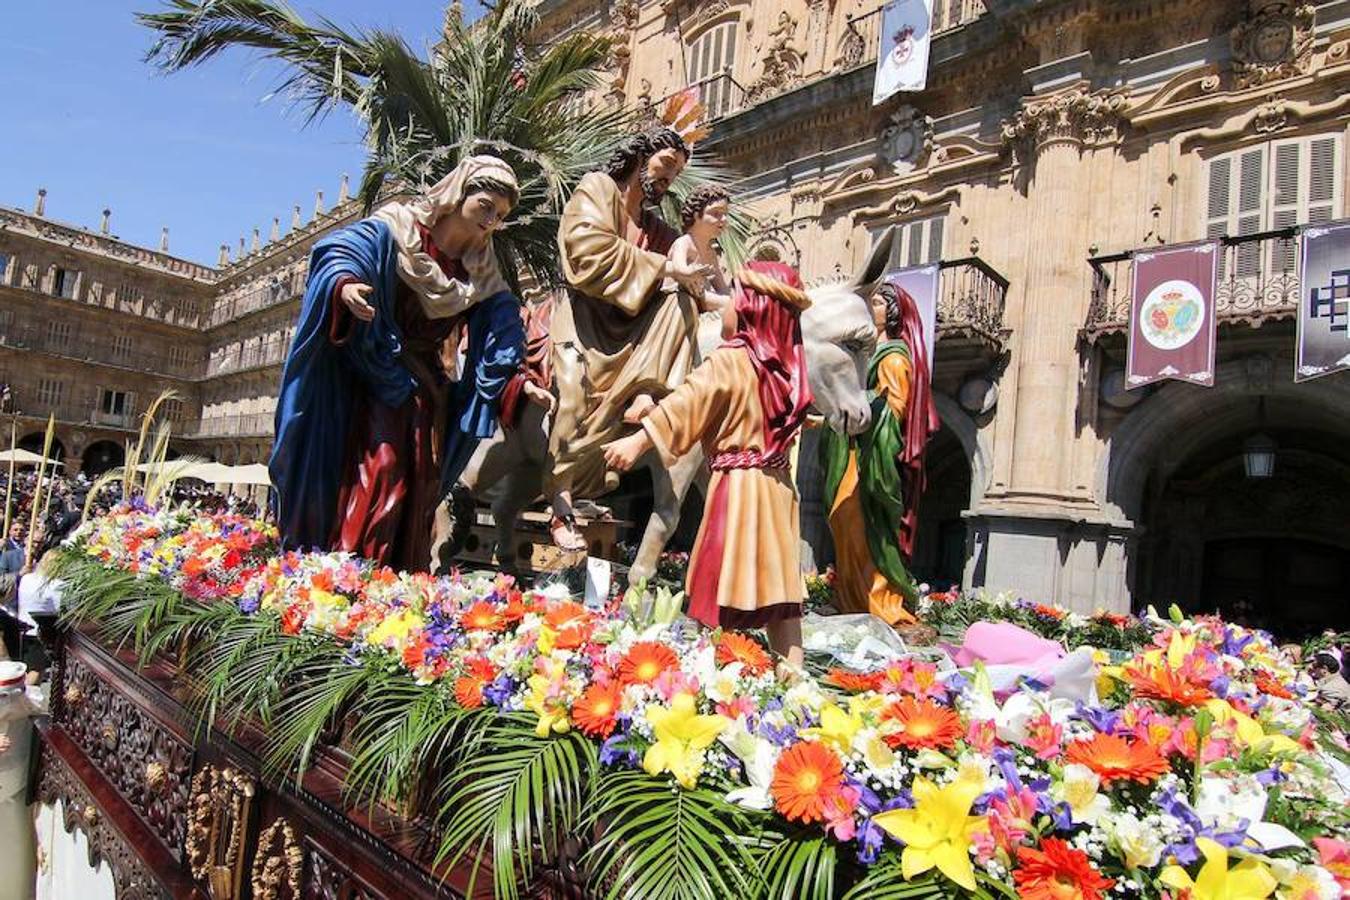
2;0;1347;630
536;0;1350;631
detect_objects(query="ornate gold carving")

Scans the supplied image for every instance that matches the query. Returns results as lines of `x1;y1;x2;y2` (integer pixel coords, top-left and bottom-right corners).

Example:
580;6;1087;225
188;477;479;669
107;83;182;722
249;818;304;900
100;722;118;748
745;11;805;103
1001;86;1130;155
145;761;167;792
185;765;256;900
1230;1;1316;88
82;803;99;826
63;684;83;706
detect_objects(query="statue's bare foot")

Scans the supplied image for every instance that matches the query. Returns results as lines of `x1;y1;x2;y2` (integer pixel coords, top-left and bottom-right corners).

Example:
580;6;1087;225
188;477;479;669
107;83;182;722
549;513;587;553
622;393;656;424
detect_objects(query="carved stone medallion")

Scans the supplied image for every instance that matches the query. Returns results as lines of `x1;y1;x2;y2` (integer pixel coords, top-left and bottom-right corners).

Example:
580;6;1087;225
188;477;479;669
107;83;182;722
879;105;934;175
1230;1;1316;87
185;764;256;900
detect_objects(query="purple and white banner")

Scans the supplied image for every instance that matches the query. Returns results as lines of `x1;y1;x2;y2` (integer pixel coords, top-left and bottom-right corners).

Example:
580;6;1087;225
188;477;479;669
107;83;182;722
1295;219;1350;382
872;0;933;105
1127;241;1218;389
885;264;939;375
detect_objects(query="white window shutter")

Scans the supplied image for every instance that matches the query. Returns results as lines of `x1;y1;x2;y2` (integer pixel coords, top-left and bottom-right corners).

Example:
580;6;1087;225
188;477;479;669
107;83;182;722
1234;147;1266;278
1270;139;1301;272
927;217;945;264
1307;134;1340;225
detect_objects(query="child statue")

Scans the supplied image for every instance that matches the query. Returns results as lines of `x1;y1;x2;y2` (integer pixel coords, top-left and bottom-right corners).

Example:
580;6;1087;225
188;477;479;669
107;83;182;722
603;261;813;667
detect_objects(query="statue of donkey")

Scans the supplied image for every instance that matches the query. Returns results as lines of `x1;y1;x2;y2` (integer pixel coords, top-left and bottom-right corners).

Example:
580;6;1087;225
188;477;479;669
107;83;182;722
439;227;897;587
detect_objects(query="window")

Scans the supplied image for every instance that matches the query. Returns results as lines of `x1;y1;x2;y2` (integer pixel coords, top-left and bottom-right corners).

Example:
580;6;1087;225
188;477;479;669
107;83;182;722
110;334;133;362
52;267;78;299
0;252;10;286
169;345;192;372
37;378;64;407
1204;133;1343;276
161;398;185;422
46;320;73;349
873;215;946;270
687;20;737;118
100;389;131;417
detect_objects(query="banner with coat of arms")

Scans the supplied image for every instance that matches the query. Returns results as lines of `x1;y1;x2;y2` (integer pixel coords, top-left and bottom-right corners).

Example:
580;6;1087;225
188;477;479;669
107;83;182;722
872;0;933;105
1295;219;1350;382
1126;241;1218;389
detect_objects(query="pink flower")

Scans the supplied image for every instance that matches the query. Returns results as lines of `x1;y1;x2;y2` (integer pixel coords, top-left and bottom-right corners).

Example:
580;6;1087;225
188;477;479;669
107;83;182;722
1024;713;1063;761
652;668;699;701
821;784;861;842
966;719;997;754
1313;837;1350;893
715;696;755;720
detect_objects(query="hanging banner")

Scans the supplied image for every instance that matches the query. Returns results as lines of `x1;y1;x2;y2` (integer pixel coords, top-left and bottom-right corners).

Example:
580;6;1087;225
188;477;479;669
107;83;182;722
1295;219;1350;382
884;264;939;376
1126;241;1218;389
872;0;933;105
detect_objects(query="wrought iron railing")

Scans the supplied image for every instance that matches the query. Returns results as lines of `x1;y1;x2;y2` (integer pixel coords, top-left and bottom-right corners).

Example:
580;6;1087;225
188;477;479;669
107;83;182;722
189;413;274;439
937;256;1009;347
835;0;987;71
0;324;203;379
205;337;290;378
1083;227;1303;341
9;401;195;435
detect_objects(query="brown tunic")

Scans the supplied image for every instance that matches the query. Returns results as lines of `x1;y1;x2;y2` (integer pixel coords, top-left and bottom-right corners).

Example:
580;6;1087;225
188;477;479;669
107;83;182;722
550;172;699;498
643;348;804;629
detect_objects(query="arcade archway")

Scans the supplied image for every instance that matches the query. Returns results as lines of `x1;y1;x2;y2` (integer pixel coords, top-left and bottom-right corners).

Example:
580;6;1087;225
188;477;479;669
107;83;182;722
18;432;66;466
82;440;124;476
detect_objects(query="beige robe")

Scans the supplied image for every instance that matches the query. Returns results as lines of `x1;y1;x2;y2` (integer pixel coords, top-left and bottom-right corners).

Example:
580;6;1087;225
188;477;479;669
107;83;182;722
643;349;804;628
550;172;700;497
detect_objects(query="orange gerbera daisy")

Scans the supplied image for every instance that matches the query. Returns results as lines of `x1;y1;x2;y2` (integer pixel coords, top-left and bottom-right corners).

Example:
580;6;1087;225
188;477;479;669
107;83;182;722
619;641;680;686
1123;664;1213;707
1064;733;1170;786
881;696;964;751
825;668;883;693
545;601;593;650
1013;838;1115;900
461;601;504;633
453;658;497;709
716;633;773;675
572;682;623;737
771;741;845;823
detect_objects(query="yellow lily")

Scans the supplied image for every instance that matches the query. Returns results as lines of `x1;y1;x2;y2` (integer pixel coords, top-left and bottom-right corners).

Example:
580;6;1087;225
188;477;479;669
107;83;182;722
642;693;728;789
1168;630;1199;669
1159;838;1277;900
873;776;988;891
536;623;557;656
367;608;424;648
801;701;864;754
525;673;570;738
1204;700;1302;756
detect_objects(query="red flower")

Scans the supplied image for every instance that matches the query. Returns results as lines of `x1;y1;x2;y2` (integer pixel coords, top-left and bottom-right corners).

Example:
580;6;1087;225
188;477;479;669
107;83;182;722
462;601;504;633
825;668;883;693
1253;671;1293;700
453;658;497;709
280;604;305;635
619;642;680;686
1013;838;1115;900
1123;664;1213;708
572;682;622;737
771;741;845;824
715;633;772;675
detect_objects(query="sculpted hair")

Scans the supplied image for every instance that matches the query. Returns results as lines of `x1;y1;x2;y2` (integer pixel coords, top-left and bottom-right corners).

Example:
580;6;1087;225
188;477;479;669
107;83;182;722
463;175;519;208
680;184;730;230
603;126;689;184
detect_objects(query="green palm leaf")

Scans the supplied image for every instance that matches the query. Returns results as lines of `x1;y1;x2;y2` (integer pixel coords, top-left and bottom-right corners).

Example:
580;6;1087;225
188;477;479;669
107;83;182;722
756;831;839;900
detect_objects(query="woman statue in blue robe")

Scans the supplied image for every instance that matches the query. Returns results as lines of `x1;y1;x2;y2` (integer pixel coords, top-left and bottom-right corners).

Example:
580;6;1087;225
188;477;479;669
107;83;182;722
268;155;525;571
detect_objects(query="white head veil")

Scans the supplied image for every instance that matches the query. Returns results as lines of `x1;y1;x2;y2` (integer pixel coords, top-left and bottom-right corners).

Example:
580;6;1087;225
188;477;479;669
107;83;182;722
371;154;518;319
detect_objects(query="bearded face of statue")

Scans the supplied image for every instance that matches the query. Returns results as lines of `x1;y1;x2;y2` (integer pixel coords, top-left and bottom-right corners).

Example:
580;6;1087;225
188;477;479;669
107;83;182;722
641;147;687;204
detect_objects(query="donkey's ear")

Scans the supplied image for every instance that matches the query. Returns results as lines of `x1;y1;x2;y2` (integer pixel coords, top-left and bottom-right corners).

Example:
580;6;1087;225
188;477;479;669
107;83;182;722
850;226;895;297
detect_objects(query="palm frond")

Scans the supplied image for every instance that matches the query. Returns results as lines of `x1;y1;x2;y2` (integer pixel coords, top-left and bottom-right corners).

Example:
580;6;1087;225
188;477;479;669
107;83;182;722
581;768;762;900
755;832;839;900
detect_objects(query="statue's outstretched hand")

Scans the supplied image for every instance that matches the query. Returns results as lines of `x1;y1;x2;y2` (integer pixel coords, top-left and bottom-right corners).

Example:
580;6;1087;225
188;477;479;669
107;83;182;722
664;258;713;293
340;282;376;322
523;381;556;414
603;431;652;473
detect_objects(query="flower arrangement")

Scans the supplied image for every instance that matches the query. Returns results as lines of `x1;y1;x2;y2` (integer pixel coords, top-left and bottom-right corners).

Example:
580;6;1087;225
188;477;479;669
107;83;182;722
57;506;1350;899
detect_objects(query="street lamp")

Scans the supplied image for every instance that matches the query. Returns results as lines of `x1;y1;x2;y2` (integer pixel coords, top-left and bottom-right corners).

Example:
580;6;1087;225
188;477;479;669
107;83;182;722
1243;432;1277;479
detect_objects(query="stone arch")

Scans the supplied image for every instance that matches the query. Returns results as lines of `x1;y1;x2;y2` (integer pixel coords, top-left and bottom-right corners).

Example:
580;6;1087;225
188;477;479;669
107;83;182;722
18;432;67;467
81;440;124;476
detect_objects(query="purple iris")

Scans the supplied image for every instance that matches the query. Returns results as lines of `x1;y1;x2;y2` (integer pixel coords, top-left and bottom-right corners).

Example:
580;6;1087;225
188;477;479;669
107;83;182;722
1221;628;1255;658
482;674;516;707
1073;703;1121;735
238;595;260;614
758;719;798;747
1157;787;1249;864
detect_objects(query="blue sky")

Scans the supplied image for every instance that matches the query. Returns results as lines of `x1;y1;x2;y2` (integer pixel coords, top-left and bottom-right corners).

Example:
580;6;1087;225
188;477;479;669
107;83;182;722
0;1;482;266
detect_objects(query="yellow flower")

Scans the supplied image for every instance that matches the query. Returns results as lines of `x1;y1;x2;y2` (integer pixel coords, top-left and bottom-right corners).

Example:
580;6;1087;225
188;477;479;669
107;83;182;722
642;693;728;789
1205;700;1302;757
1159;838;1277;900
801;701;863;754
367;608;424;648
873;776;988;891
536;624;557;656
1168;630;1199;669
525;673;570;738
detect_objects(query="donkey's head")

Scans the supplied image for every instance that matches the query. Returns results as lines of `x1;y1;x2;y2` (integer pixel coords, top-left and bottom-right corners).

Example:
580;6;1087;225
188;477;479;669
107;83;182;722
800;226;894;435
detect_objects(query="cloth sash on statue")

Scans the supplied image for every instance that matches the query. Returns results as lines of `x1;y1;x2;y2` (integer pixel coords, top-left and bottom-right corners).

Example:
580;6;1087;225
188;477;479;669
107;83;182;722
820;339;920;602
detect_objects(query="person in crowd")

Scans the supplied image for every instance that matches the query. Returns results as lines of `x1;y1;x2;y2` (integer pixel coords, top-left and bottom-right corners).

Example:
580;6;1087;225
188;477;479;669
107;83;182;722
1309;649;1350;713
0;523;24;576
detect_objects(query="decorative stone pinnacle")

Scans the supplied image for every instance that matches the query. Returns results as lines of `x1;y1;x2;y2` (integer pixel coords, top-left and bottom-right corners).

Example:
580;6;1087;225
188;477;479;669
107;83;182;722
338;173;350;203
35;188;47;217
100;209;111;235
160;227;170;252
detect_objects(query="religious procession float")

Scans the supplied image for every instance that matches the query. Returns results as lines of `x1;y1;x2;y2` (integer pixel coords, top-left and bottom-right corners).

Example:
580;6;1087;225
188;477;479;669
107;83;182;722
7;2;1349;899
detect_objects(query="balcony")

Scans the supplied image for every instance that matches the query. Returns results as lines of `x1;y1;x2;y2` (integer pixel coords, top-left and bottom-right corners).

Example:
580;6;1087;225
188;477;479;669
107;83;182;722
11;401;195;436
205;337;289;378
936;256;1009;352
208;270;304;328
0;324;203;380
1083;228;1302;342
189;413;274;439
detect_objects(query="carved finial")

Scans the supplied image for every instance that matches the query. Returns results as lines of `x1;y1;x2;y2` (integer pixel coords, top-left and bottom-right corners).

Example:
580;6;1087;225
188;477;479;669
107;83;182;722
291;205;302;229
250;227;260;252
34;188;47;217
160;227;170;252
270;217;280;242
100;209;111;235
338;173;350;203
239;236;247;258
314;189;326;219
218;244;230;266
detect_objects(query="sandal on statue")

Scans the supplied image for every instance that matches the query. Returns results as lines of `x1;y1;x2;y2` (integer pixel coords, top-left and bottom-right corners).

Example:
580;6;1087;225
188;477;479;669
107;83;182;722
549;513;587;554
